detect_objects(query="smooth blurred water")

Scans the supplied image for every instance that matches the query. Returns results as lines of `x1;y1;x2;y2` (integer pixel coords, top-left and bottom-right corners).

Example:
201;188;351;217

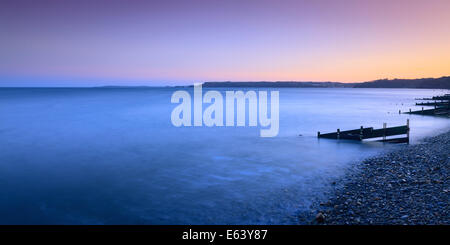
0;87;448;224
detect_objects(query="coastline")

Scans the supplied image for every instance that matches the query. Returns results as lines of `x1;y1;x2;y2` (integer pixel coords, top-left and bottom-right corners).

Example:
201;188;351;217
304;130;450;225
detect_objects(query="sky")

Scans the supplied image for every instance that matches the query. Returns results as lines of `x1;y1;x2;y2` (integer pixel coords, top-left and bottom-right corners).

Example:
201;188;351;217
1;0;450;86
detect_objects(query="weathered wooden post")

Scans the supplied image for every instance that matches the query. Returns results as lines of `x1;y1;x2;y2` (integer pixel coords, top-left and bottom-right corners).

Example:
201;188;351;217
359;126;363;140
317;131;320;137
406;119;410;144
399;109;401;114
337;129;340;140
383;123;387;141
409;108;412;113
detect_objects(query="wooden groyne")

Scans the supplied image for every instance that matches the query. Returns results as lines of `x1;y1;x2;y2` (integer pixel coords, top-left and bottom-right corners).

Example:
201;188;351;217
415;102;449;107
405;107;449;116
406;94;450;117
315;93;449;145
317;120;410;144
415;94;450;101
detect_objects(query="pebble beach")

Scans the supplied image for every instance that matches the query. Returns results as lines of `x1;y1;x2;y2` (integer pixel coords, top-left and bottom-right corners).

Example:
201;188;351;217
310;130;450;225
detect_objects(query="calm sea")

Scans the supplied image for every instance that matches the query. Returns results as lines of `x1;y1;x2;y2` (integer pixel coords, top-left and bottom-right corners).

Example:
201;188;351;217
0;87;448;224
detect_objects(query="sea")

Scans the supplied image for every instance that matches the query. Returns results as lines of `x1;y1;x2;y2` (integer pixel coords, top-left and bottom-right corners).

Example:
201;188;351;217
0;87;448;224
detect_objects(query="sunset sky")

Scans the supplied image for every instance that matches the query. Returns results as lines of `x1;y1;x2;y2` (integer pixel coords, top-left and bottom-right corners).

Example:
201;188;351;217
1;0;450;86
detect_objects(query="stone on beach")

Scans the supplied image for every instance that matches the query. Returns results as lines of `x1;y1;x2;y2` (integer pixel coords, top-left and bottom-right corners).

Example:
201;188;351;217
308;131;450;225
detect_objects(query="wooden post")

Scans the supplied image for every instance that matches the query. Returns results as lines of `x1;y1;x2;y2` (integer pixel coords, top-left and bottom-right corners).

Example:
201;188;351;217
337;129;340;140
360;126;363;140
399;109;401;114
317;131;320;137
383;123;386;141
422;107;424;114
409;108;411;113
406;119;410;144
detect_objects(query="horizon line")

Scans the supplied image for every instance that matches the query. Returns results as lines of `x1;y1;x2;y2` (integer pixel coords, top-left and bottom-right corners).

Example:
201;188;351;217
0;75;449;88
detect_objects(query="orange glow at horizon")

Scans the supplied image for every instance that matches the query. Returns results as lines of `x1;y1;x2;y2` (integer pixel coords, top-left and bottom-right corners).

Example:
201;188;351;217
1;0;450;85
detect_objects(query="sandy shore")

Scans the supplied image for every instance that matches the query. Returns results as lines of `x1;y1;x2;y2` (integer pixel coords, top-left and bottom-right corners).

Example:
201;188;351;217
308;130;450;225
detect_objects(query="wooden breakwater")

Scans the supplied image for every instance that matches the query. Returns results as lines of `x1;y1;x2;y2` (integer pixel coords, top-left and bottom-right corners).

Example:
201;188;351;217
314;93;449;144
415;102;449;107
317;120;410;144
414;94;450;101
405;93;450;117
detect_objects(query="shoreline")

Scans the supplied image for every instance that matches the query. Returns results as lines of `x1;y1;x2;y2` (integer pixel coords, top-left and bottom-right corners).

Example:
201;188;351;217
304;130;450;225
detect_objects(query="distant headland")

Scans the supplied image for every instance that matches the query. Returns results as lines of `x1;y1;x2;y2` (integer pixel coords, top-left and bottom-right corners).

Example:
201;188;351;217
201;76;450;89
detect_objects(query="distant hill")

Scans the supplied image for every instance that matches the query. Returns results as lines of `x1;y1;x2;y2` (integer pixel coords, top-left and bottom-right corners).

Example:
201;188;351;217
202;81;354;88
353;76;450;89
201;77;450;89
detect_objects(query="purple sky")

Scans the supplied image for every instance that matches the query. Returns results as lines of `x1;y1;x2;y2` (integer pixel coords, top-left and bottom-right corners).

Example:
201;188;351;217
1;0;449;86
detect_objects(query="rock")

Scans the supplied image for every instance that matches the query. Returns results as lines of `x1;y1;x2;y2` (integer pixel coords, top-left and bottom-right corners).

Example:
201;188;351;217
315;212;325;223
303;131;450;225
